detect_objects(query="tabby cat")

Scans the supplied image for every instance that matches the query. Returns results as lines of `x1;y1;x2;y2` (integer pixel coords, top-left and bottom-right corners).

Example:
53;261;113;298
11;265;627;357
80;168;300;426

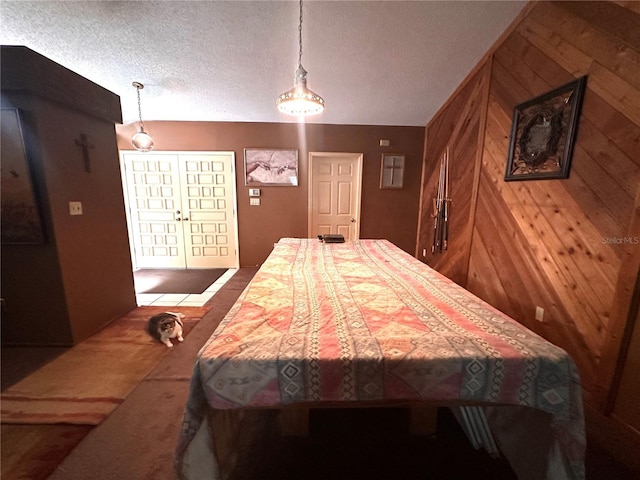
147;311;185;347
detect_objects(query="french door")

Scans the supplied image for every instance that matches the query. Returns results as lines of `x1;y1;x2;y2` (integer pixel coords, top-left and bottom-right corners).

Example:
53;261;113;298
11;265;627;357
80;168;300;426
120;151;238;269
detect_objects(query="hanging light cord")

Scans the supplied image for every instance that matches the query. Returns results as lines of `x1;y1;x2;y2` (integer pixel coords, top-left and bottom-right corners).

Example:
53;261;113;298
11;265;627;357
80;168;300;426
276;0;324;116
297;0;303;68
136;85;145;130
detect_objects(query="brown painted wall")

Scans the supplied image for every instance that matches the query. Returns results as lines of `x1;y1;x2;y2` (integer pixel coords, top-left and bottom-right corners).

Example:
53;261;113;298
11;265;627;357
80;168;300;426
117;122;425;266
417;0;640;466
1;47;137;346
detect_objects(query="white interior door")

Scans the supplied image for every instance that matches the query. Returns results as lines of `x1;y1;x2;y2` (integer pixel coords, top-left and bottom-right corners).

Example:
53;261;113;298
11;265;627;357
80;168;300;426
308;152;363;240
121;151;238;269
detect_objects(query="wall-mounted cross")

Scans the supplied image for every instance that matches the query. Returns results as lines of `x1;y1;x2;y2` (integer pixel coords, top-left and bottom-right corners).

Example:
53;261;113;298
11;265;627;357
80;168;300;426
381;155;405;188
384;158;403;184
74;133;94;172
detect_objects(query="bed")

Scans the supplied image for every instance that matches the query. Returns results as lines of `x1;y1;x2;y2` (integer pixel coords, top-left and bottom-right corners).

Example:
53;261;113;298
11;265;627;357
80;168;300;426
175;238;585;479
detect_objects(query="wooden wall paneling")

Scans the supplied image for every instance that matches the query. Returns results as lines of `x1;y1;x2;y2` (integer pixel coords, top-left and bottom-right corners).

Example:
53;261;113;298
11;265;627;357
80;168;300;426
487;59;531;115
440;135;475;281
556;1;640;52
469;175;531;323
420;0;640;462
521;183;615;327
466;219;512;315
417;63;491;286
588;62;640;127
596;185;640;409
573;116;639;201
415;128;430;258
611;280;640;429
471;142;599;389
528;1;640;407
530;2;640;124
464;58;492;289
580;89;640;167
612;1;640;16
518;160;621;294
533;2;640;91
491;184;609;387
560;175;627;266
417;146;440;258
516;10;593;77
474;94;602;390
585;402;640;474
501;31;574;90
492;40;554;97
468;102;542;314
570;139;635;233
481;77;604;382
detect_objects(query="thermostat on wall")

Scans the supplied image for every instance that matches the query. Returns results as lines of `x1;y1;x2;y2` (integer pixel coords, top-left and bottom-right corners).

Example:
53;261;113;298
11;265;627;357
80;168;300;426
249;188;261;197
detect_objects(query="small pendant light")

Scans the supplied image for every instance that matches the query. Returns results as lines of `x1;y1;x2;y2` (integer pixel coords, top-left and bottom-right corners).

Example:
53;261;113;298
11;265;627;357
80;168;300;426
276;0;325;117
131;81;154;152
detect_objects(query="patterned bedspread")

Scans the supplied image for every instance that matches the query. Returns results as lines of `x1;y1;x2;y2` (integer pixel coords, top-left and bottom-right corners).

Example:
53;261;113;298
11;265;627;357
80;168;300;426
176;238;585;479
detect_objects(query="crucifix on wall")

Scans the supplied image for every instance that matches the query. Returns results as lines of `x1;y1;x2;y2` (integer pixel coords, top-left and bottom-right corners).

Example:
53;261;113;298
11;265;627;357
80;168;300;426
74;133;94;172
380;153;405;189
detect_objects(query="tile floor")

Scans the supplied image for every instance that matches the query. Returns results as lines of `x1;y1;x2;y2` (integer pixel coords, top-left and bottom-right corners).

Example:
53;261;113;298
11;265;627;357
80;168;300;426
134;268;238;307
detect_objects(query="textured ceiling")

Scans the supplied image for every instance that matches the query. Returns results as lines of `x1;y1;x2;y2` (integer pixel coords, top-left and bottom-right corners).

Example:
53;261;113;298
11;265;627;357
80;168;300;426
1;1;525;127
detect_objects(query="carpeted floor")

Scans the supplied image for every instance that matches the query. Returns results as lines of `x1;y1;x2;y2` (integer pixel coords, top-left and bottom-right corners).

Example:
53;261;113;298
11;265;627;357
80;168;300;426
1;267;637;480
1;424;93;480
1;305;208;425
1;268;257;480
133;268;227;294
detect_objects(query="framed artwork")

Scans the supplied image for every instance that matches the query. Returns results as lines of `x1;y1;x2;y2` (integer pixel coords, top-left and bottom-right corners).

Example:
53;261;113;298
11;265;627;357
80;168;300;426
1;108;45;244
380;153;405;189
505;76;587;181
244;148;298;186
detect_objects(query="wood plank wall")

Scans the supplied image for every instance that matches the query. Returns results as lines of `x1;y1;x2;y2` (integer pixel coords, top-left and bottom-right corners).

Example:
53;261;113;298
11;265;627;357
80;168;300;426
417;0;640;427
416;62;491;286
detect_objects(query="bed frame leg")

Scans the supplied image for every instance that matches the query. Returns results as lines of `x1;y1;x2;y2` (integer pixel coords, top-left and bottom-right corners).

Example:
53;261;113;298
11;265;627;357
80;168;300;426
279;407;309;436
410;405;438;436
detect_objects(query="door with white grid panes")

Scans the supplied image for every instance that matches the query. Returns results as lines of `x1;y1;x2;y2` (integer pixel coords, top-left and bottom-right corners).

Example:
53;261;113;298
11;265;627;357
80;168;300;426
121;151;238;269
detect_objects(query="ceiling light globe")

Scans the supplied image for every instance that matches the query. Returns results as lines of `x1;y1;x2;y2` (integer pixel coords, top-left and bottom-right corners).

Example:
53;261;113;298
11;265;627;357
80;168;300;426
131;129;154;152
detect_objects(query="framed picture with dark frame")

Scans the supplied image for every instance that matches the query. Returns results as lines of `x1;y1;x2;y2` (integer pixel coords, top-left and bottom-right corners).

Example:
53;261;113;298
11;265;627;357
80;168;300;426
380;153;405;189
505;76;587;181
244;148;299;186
1;108;45;244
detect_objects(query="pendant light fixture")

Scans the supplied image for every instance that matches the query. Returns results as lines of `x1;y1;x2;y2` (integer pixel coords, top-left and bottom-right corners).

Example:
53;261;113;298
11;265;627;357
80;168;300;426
276;0;325;117
131;81;154;152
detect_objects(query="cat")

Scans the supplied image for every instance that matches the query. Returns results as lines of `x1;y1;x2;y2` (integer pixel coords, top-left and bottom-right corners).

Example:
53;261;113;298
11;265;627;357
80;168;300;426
147;311;185;347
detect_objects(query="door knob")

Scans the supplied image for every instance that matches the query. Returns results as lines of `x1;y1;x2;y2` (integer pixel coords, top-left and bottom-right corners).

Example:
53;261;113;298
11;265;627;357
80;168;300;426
350;218;356;223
